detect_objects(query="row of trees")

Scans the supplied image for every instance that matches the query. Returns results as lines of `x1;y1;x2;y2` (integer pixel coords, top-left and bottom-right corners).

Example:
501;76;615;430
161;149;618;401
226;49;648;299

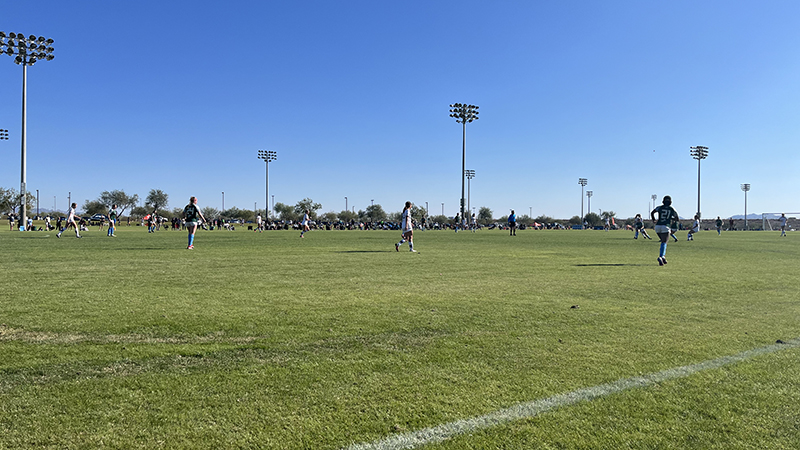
2;186;620;226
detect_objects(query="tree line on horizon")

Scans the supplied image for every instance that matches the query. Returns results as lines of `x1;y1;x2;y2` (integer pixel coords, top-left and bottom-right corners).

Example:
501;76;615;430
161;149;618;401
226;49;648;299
3;186;624;226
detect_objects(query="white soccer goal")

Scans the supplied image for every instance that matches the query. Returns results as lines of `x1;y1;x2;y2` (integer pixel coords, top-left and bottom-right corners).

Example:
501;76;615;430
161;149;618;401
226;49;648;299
762;213;799;231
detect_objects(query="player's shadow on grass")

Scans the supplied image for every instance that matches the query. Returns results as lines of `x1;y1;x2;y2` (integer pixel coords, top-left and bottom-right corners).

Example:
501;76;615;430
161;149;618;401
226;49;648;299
574;263;643;267
336;250;387;253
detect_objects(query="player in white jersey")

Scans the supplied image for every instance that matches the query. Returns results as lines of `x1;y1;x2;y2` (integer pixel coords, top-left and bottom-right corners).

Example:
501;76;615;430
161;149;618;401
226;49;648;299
256;214;263;233
780;213;788;237
57;203;82;238
687;214;700;241
300;210;311;238
470;213;477;232
395;201;416;252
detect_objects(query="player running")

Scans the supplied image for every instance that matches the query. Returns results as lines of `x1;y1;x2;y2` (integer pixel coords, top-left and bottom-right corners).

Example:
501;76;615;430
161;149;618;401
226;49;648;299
651;196;679;266
107;204;118;237
687;214;700;241
300;210;311;238
715;216;723;235
57;203;82;238
633;214;651;240
780;213;788;237
183;196;207;250
395;201;416;252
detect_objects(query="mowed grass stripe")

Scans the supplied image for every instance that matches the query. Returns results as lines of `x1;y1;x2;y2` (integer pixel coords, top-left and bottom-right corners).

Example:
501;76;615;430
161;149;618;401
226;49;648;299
345;338;800;450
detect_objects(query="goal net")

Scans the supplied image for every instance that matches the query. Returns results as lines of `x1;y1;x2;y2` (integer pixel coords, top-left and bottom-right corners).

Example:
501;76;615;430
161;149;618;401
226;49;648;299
762;213;799;231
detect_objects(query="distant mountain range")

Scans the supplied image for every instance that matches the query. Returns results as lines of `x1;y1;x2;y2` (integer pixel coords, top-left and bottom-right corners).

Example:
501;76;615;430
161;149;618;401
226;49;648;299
731;213;793;220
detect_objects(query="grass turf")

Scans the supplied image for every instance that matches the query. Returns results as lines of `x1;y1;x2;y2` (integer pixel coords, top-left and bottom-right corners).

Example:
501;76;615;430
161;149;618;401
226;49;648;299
1;226;798;449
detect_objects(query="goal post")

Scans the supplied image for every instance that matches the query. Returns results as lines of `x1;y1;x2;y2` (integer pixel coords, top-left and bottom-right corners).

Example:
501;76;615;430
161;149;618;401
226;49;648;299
762;213;800;231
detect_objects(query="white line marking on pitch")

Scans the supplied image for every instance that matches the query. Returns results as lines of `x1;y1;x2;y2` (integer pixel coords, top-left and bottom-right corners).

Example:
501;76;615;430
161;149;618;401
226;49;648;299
345;338;800;450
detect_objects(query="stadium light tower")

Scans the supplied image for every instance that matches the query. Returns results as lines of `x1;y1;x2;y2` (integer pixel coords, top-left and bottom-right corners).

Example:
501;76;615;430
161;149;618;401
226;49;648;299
0;129;8;140
690;145;709;218
257;150;277;218
1;31;55;230
449;103;479;226
651;194;657;212
741;183;750;230
586;191;593;218
578;178;588;226
465;170;475;217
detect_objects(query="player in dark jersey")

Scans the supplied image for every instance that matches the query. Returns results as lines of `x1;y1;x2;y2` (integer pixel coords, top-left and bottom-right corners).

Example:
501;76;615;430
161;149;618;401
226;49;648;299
107;204;118;237
183;196;207;250
650;195;679;266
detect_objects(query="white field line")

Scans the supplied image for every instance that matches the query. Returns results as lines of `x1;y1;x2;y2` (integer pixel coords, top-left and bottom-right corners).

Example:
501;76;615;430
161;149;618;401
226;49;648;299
345;338;800;450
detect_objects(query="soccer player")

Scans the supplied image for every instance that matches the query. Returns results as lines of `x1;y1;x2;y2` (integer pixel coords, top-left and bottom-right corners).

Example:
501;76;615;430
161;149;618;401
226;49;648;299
107;204;118;237
687;214;700;241
453;213;460;232
470;213;477;232
633;214;651;240
395;201;416;252
183;196;207;250
780;213;788;237
715;216;723;235
300;210;311;238
508;210;517;236
57;203;82;238
651;196;678;266
256;214;263;232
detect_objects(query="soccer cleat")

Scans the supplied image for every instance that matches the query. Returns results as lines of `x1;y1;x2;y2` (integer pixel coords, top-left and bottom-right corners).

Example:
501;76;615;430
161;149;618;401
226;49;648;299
56;233;61;238
410;249;417;252
76;235;82;238
657;257;664;266
395;243;399;252
661;257;667;265
187;245;194;250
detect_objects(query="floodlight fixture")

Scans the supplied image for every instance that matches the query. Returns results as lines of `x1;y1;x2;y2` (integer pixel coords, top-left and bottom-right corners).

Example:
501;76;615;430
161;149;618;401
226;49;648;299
1;30;56;229
465;170;475;216
0;129;8;140
586;190;593;218
257;150;278;219
449;103;479;224
689;145;709;218
578;178;588;226
741;183;751;230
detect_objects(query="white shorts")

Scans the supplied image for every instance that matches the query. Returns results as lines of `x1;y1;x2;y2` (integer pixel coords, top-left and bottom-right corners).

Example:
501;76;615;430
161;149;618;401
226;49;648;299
655;225;670;234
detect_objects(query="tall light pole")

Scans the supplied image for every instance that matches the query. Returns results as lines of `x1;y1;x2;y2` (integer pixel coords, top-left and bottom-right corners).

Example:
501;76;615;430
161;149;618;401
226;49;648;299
741;183;750;230
441;203;444;216
690;145;709;218
578;178;588;226
464;169;475;217
425;202;428;218
271;195;274;219
449;103;479;226
36;189;39;217
257;150;277;219
586;191;593;219
345;197;348;213
651;194;657;213
1;32;55;230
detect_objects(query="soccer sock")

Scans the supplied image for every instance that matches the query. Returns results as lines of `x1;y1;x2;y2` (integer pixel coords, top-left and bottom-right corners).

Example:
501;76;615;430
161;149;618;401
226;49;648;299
189;234;194;246
660;242;667;258
409;242;413;251
398;239;406;246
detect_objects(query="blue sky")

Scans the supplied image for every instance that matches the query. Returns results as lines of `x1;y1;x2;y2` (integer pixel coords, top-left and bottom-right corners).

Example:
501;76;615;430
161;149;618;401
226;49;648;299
1;1;798;220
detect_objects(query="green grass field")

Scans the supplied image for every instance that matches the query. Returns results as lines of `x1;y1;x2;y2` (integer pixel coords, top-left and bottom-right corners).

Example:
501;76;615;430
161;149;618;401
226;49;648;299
1;226;799;449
